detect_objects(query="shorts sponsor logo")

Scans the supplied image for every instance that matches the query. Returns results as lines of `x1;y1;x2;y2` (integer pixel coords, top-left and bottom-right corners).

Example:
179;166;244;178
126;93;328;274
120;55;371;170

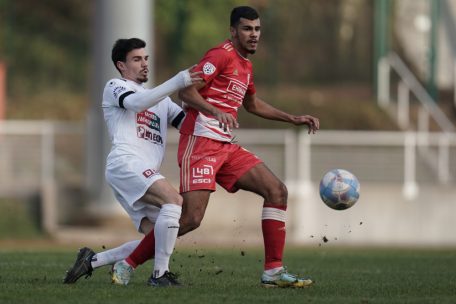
203;62;216;75
192;164;213;184
142;169;156;178
190;155;216;163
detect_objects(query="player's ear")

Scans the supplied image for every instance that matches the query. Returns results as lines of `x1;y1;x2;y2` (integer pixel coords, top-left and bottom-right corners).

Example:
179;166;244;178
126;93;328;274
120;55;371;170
230;26;237;38
116;61;126;73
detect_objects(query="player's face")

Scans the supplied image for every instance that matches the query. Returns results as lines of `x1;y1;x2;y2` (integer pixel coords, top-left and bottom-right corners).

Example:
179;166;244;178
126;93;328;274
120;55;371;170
117;48;149;83
231;18;261;57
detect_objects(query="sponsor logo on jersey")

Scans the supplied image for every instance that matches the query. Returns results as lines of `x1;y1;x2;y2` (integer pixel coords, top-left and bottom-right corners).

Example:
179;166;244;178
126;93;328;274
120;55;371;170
142;169;156;178
137;110;161;132
233;69;238;76
137;126;163;144
203;62;216;75
191;164;213;184
227;80;247;97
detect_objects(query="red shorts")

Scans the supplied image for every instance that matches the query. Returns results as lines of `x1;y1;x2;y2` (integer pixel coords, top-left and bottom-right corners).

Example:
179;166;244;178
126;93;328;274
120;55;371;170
178;134;263;193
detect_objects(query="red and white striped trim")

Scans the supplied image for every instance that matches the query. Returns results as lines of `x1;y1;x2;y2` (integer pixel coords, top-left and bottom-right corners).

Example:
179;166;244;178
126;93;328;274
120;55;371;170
207;97;239;110
261;207;287;222
181;135;197;192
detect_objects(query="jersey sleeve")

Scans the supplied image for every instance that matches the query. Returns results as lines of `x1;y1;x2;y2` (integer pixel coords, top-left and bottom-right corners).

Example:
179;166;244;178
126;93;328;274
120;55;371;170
166;98;185;129
247;72;256;95
103;79;135;108
193;48;230;84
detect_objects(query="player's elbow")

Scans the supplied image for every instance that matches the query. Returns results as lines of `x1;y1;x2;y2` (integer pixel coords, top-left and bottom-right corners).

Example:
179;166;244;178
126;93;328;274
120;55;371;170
178;87;191;102
243;102;258;114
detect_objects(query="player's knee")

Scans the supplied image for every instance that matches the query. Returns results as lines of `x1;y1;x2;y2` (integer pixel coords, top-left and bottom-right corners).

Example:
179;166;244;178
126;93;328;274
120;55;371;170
266;182;288;205
174;194;183;206
166;192;183;206
186;214;203;230
179;212;203;234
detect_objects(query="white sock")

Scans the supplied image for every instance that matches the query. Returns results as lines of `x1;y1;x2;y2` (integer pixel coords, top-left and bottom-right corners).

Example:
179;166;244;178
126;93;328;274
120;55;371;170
90;240;141;269
264;266;284;276
153;203;181;278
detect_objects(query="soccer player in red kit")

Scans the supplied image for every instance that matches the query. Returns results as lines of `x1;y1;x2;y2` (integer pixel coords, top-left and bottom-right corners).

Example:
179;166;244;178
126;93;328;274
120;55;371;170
177;6;320;288
105;6;319;288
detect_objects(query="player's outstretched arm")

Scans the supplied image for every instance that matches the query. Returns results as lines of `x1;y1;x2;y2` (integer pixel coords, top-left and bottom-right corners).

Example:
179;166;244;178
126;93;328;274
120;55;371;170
179;84;239;130
243;94;319;134
122;69;202;113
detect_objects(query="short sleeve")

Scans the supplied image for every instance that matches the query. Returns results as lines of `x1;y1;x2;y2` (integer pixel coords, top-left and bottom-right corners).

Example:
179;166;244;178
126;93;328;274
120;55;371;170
166;98;185;129
103;79;135;108
193;48;230;85
247;73;256;95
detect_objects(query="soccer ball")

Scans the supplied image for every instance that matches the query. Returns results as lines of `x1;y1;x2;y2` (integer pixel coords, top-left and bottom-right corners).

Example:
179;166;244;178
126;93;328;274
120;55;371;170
319;169;360;210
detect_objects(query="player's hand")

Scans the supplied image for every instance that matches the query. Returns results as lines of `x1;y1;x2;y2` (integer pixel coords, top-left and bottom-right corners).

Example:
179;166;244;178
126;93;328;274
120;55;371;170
292;115;320;134
213;111;239;132
189;70;203;85
186;64;203;85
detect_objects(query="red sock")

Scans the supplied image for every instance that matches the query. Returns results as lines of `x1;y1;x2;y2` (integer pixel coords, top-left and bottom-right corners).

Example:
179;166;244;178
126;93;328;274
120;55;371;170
125;229;155;268
261;204;287;270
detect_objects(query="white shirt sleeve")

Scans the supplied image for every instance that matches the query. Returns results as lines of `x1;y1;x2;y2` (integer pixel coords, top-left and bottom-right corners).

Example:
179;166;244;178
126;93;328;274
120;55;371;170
121;70;192;113
166;99;186;129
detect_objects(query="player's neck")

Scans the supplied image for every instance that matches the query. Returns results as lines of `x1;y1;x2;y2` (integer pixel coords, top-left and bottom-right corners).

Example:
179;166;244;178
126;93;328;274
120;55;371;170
122;76;143;85
230;39;249;59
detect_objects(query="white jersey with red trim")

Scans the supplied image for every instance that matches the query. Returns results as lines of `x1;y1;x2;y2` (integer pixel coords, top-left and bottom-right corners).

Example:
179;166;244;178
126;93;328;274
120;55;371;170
180;40;256;142
102;78;184;169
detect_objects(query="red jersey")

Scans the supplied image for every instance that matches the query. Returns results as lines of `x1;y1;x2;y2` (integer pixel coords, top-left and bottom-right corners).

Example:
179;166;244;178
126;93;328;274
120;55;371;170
180;40;256;142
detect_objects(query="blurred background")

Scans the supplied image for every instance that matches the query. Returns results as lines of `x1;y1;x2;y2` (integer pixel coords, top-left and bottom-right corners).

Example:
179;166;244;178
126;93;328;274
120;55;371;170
0;0;455;248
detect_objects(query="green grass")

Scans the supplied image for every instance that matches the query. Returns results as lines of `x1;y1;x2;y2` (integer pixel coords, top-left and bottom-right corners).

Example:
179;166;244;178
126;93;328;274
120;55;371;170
0;247;455;304
0;199;42;238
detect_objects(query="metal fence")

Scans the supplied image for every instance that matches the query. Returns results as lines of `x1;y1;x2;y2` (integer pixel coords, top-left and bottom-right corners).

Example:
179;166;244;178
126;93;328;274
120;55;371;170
1;121;455;237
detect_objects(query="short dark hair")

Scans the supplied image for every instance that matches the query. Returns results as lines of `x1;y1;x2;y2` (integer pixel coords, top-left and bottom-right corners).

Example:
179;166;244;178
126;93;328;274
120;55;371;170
111;38;146;73
230;6;259;27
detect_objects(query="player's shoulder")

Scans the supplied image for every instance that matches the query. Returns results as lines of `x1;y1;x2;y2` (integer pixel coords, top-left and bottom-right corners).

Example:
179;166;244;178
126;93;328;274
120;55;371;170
103;78;133;101
206;40;236;56
104;78;128;89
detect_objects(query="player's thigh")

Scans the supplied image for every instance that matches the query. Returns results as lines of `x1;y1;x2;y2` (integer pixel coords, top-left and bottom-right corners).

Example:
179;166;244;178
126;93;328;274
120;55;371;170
234;163;287;201
140;178;182;208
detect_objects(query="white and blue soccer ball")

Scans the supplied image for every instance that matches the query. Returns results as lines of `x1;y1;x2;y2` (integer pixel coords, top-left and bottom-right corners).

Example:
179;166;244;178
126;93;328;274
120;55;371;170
319;169;360;210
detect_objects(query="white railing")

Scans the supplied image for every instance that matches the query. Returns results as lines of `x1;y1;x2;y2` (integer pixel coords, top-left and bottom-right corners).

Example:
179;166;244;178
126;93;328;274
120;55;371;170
233;129;456;200
378;52;456;134
377;52;456;185
0;120;84;235
1;121;455;236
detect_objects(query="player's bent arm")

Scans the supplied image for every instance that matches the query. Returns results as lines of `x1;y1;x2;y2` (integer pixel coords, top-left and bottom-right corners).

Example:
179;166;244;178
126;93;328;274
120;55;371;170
243;94;293;122
178;84;238;128
122;70;194;113
178;82;216;115
243;94;320;133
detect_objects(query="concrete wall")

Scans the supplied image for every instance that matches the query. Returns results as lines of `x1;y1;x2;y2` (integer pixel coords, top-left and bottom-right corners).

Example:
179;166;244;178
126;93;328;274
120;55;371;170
172;183;456;248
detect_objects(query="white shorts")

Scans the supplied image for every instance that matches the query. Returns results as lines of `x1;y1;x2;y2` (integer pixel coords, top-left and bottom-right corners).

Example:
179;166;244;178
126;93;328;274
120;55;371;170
106;155;164;232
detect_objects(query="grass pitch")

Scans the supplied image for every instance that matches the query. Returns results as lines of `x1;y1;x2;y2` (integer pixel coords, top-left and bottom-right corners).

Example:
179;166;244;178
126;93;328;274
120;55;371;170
0;247;455;304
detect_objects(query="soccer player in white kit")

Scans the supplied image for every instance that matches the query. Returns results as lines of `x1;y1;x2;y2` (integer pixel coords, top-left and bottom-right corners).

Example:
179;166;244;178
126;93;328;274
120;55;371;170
63;38;202;287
